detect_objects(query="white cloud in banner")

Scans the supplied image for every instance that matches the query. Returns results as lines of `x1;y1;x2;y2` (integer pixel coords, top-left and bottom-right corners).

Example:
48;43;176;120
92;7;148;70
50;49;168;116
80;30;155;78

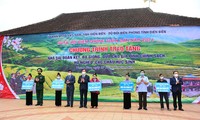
0;0;200;32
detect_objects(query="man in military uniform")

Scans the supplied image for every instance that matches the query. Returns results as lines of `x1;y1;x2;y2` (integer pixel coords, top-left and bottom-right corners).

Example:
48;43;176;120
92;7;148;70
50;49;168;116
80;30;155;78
35;68;45;106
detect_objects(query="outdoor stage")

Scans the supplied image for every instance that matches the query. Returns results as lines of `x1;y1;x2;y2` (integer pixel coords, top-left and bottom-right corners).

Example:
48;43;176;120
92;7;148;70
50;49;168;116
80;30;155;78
0;99;199;120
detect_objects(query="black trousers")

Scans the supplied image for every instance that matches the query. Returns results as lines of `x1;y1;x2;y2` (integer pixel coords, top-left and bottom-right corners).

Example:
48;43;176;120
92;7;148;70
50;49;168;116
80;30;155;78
36;89;43;105
91;92;98;107
172;91;182;109
67;86;74;107
159;92;169;109
26;91;33;105
55;90;62;106
80;89;88;107
138;92;147;109
123;93;131;109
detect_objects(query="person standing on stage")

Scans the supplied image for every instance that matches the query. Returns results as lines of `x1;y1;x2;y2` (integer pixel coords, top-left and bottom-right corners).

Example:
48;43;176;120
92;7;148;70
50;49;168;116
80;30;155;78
65;70;75;107
55;73;63;106
123;73;132;109
26;73;34;106
78;69;90;108
35;68;45;106
170;71;184;111
157;74;171;111
136;70;149;110
90;73;100;109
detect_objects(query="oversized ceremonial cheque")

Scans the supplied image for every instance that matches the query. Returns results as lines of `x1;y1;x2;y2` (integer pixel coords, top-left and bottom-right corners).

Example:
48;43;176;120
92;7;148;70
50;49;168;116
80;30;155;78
51;80;64;89
88;82;102;91
120;82;134;92
155;83;170;92
21;81;34;90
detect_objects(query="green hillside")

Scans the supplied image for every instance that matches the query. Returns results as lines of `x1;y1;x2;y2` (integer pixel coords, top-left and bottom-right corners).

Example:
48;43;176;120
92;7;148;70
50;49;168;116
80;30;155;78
179;39;200;65
180;39;200;47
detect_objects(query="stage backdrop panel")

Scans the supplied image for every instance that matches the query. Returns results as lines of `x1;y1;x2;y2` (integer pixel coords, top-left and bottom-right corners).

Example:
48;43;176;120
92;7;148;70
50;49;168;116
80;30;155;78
1;26;200;103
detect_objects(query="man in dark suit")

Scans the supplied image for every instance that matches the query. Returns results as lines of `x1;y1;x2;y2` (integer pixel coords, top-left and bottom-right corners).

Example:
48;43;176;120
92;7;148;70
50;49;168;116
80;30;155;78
78;69;90;108
65;70;75;107
170;71;184;111
35;68;45;106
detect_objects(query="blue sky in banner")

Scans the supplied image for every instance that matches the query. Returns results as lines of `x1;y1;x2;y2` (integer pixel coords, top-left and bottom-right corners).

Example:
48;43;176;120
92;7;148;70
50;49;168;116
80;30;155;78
38;26;200;44
0;0;200;32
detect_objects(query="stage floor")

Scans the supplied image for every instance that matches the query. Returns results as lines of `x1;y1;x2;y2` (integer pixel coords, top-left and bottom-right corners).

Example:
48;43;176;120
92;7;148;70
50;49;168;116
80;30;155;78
0;99;199;120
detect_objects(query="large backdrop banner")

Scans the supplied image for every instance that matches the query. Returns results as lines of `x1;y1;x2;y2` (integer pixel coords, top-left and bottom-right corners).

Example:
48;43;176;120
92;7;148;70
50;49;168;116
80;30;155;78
0;26;200;103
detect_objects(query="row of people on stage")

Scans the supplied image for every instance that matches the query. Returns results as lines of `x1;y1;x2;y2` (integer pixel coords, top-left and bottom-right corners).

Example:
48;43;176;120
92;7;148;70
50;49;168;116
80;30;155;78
134;70;184;111
25;68;45;106
25;68;100;109
24;68;184;111
64;69;100;108
124;70;183;111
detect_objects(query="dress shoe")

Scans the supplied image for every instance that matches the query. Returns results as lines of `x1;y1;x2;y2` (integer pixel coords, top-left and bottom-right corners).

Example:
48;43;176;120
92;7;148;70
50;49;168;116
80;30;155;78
35;104;40;106
174;108;177;110
138;108;142;110
65;105;70;107
84;106;87;108
143;108;148;110
179;108;184;111
79;106;83;108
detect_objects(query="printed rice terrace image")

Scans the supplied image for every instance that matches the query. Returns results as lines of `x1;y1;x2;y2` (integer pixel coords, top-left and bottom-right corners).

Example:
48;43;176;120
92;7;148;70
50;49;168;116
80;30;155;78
2;33;200;102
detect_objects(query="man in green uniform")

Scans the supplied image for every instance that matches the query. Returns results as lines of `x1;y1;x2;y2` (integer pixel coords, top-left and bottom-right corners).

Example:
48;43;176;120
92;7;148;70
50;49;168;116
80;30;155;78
35;68;45;106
